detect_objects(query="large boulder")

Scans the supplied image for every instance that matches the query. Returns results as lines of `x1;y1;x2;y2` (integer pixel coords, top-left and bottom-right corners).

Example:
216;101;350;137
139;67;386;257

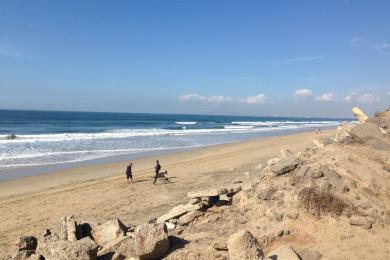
156;203;203;223
91;219;127;246
227;230;264;260
134;223;170;260
334;123;355;143
352;107;368;123
349;122;383;142
98;236;136;258
36;237;98;260
177;210;203;226
369;107;390;131
267;245;300;260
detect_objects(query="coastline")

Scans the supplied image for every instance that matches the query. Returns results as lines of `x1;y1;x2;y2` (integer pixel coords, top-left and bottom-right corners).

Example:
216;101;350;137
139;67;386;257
0;129;334;200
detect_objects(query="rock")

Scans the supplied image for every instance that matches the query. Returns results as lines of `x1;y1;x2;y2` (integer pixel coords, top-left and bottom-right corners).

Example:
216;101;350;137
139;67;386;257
37;237;98;260
177;210;203;226
111;253;126;260
352;107;368;123
280;149;294;160
187;188;228;198
267;245;300;260
270;157;300;176
77;221;98;240
349;122;383;142
134;223;170;260
16;236;37;251
59;215;77;242
165;222;176;231
227;230;263;260
157;203;203;223
369;107;390;130
295;248;322;260
320;181;332;193
349;216;372;229
189;197;201;204
257;186;277;200
286;211;299;220
97;236;136;258
267;157;280;166
226;185;242;195
334;123;355;143
232;190;254;209
91;219;127;246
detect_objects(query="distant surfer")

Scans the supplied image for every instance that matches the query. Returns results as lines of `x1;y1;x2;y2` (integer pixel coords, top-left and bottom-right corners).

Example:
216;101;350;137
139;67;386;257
153;160;161;184
126;162;133;184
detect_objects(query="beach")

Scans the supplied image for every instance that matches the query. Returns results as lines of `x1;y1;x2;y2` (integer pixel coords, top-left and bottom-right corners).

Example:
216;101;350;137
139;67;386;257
0;129;333;256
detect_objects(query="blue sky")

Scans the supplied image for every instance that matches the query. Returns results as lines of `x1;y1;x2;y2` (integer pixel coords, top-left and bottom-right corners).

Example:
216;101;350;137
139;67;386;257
0;0;389;117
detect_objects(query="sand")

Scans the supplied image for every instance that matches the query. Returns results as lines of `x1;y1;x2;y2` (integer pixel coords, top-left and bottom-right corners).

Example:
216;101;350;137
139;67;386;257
0;130;333;255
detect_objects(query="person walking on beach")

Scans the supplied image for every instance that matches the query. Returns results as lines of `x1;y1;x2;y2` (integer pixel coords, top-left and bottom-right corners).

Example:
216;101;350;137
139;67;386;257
153;160;161;184
126;162;133;184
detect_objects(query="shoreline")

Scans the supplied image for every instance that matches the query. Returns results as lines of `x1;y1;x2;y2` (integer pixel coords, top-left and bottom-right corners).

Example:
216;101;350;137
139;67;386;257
0;127;335;182
0;129;334;201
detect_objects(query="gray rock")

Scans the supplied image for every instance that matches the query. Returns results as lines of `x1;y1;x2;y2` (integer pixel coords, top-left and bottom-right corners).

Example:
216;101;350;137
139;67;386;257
349;216;372;229
156;202;203;223
177;210;203;226
37;237;98;260
352;106;368;123
187;188;228;198
16;236;37;251
295;247;322;260
270;157;300;176
97;236;136;258
59;215;77;242
257;186;277;200
134;223;170;260
349;122;383;142
227;230;263;260
91;219;127;246
267;245;300;260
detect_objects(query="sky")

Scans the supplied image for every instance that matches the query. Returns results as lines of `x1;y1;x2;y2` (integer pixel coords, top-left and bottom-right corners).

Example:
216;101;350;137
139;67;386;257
0;0;389;117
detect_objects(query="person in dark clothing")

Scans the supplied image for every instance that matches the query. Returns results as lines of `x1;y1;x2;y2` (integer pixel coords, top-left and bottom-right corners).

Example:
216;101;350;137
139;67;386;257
126;162;133;184
153;160;161;184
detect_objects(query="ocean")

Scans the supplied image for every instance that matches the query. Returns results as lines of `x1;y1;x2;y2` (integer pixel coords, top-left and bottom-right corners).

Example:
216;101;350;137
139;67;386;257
0;110;348;172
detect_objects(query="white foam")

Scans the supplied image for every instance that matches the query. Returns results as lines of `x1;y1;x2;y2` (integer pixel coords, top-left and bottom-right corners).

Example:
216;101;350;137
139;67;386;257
175;121;197;125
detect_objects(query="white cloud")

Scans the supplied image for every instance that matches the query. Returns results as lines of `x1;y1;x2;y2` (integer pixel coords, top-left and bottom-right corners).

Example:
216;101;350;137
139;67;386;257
239;94;266;104
294;89;312;98
344;93;380;104
350;38;390;55
316;93;336;102
178;93;232;103
281;55;324;64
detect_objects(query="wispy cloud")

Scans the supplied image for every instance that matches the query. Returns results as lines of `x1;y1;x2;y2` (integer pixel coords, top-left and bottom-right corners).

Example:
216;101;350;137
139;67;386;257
350;38;390;55
344;92;380;104
294;89;312;98
316;92;336;102
280;55;324;64
179;93;266;105
239;94;266;104
179;93;232;103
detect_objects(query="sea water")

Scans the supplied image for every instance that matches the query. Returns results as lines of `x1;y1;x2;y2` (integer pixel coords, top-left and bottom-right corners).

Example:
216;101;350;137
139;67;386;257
0;110;349;171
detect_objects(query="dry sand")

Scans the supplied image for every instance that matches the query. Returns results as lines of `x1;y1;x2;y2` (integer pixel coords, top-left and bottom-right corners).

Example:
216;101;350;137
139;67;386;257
0;130;332;256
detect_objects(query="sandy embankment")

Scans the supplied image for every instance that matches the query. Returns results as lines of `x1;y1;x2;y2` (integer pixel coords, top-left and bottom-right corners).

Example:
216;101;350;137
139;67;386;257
0;130;333;255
